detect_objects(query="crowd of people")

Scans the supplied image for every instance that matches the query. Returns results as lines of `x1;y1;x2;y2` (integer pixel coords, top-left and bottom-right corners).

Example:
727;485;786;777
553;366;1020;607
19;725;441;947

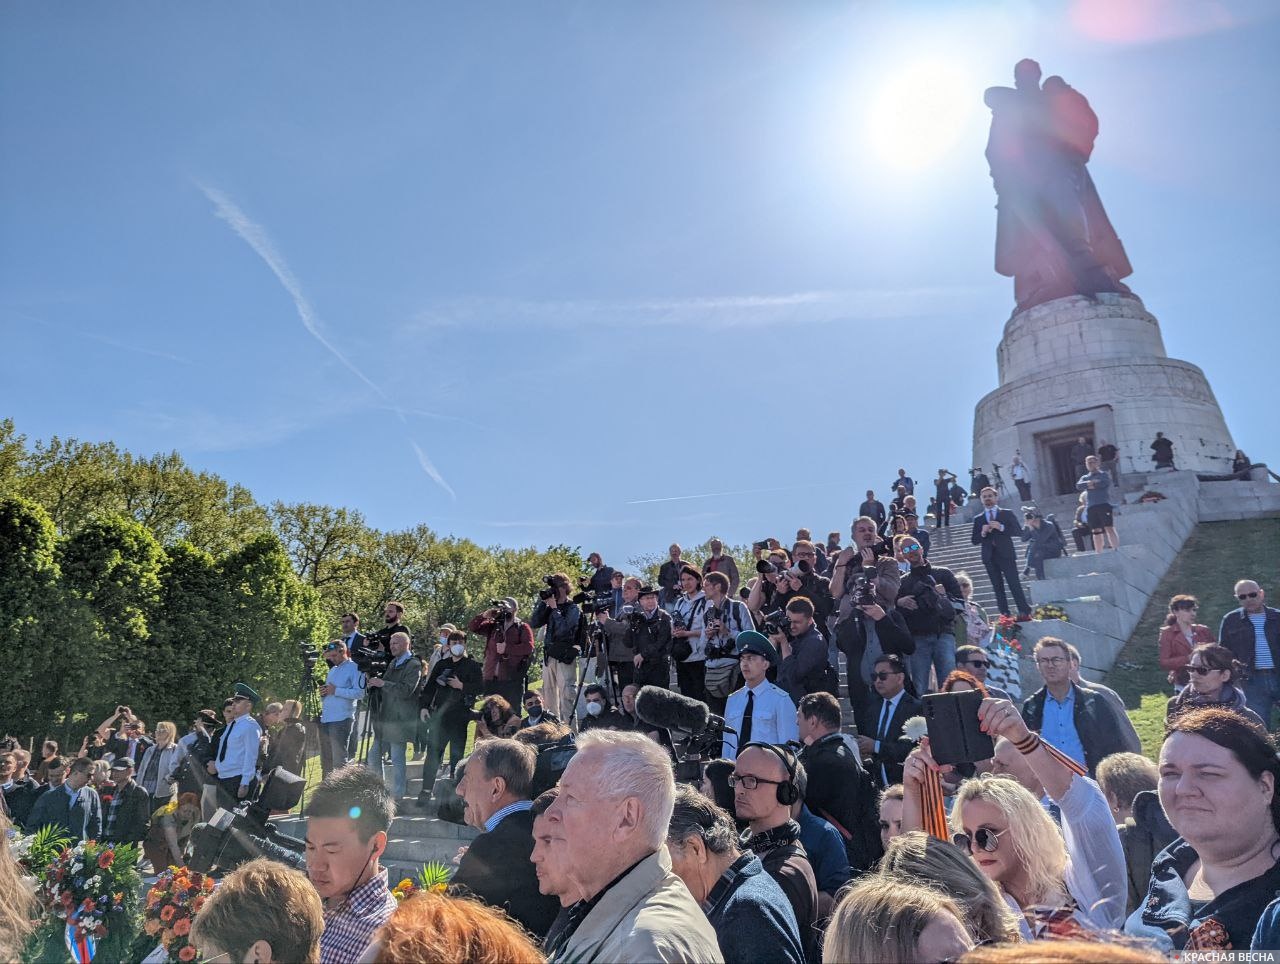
3;461;1279;962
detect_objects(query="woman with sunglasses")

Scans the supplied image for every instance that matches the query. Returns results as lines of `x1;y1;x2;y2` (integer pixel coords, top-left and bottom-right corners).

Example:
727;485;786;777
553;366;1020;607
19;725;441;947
1165;644;1263;728
1159;594;1214;691
901;697;1126;938
1126;707;1280;951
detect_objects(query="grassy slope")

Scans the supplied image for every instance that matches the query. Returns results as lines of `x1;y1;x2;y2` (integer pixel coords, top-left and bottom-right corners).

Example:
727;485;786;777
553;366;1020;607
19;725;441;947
1104;518;1280;758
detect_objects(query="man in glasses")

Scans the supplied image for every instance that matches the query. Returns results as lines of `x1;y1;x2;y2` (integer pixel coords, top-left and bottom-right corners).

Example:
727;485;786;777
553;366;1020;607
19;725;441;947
895;535;962;695
954;646;1011;701
855;654;921;787
1019;637;1128;776
1219;579;1280;730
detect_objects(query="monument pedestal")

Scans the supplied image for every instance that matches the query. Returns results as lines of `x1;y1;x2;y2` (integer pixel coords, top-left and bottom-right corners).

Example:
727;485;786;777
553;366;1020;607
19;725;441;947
972;293;1235;496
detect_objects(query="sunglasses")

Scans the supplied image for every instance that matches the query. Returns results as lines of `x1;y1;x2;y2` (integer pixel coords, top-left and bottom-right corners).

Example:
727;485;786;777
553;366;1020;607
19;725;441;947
1239;591;1260;600
961;660;990;670
901;543;921;553
871;671;902;682
1189;665;1221;676
952;826;1007;854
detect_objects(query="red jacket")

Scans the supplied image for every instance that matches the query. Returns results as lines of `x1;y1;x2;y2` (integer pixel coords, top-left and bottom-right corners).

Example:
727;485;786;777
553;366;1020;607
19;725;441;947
1159;623;1214;686
470;614;535;683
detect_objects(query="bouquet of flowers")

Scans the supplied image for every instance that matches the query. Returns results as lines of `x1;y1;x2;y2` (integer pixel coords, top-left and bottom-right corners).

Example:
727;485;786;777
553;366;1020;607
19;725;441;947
24;840;141;963
1033;604;1068;622
9;824;73;877
131;866;216;963
392;861;452;902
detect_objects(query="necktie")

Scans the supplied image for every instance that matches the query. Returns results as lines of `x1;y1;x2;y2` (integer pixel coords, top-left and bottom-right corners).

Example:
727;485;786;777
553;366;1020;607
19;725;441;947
876;699;892;742
739;691;754;747
987;508;995;523
218;720;235;762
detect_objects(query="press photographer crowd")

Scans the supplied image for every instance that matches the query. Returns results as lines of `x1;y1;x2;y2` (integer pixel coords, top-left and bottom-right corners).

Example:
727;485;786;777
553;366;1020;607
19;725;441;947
4;467;1280;963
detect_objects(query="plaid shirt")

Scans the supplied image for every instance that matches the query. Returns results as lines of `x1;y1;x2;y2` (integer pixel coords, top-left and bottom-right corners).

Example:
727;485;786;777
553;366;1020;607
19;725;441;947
320;867;397;964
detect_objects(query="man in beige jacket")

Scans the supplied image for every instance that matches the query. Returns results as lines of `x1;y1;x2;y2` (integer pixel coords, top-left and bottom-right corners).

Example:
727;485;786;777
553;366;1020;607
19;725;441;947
544;730;723;963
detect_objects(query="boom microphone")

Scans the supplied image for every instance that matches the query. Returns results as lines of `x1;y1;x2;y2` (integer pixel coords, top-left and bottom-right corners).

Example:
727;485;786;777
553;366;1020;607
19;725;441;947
635;685;711;734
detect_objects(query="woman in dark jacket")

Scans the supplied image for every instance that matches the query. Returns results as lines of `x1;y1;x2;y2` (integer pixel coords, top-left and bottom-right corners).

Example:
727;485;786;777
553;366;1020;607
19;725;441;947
1166;644;1264;728
265;699;308;776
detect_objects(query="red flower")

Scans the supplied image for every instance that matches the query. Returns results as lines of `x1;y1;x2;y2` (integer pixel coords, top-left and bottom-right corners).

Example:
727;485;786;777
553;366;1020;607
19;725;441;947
98;850;115;870
178;946;198;962
173;917;191;938
161;905;176;922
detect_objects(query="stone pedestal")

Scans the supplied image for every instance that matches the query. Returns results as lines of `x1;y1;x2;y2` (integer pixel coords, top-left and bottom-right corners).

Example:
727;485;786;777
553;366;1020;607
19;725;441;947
972;293;1236;493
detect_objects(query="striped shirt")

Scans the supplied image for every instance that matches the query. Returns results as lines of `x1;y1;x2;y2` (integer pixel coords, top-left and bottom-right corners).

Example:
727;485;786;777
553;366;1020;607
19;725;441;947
484;799;533;832
1252;613;1274;670
320;868;397;964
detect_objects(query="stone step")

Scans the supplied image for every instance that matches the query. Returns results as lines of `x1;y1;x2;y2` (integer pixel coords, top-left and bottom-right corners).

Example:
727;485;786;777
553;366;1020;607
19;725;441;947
1061;597;1136;640
1043;544;1163;595
1017;619;1124;680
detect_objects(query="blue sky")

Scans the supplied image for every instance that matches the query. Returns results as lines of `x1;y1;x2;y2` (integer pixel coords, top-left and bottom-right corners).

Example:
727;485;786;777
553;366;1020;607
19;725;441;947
3;1;1277;565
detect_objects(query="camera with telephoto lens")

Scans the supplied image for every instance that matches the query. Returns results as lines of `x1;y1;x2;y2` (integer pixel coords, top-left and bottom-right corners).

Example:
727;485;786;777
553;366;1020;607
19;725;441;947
789;559;813;577
852;568;878;607
623;604;646;630
538;575;558;601
756;559;777;575
761;608;789;637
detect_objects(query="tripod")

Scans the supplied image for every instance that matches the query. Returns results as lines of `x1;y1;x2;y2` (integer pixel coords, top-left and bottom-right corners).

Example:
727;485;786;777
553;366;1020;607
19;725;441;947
296;653;323;813
990;463;1008;499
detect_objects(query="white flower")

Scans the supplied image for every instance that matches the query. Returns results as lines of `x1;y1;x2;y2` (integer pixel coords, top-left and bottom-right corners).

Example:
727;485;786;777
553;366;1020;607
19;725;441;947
902;715;929;743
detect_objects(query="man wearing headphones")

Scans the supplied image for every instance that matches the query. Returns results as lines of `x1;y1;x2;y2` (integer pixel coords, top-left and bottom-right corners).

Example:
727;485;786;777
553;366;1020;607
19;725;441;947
732;743;820;964
305;765;398;964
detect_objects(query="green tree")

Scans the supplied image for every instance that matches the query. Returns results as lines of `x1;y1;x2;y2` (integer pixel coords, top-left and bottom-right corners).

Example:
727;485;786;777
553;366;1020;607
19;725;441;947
0;497;61;737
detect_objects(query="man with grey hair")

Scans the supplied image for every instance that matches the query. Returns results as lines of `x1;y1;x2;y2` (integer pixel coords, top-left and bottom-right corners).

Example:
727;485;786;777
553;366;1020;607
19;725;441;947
1220;579;1280;730
451;739;558;938
544;730;722;963
666;785;803;964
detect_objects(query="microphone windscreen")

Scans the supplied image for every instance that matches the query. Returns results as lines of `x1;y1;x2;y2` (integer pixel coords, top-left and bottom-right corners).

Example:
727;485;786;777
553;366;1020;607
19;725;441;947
635;685;710;734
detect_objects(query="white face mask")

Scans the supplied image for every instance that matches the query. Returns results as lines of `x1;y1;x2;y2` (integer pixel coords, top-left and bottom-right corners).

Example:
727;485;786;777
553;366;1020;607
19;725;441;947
449;644;466;657
586;702;603;717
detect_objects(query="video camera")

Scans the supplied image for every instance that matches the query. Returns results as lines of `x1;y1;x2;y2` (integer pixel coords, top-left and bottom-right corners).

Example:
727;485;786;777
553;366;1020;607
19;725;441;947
571;589;612;614
350;640;389;677
298;642;318;672
850;568;878;607
635;686;737;783
187;767;307;876
538;575;559;602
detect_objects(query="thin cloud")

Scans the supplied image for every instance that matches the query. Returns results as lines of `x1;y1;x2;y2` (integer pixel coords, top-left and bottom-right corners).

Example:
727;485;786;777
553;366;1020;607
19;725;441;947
196;182;454;499
405;286;985;333
5;310;191;365
482;519;639;529
626;480;847;505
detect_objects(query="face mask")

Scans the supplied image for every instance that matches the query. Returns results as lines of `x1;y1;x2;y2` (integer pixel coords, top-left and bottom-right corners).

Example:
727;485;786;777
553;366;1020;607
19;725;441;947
586;702;603;717
449;644;465;657
439;635;448;646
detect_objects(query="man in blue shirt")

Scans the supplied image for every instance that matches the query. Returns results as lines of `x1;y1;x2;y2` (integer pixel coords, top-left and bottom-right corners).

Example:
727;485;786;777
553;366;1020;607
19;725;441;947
320;641;365;776
1076;454;1119;552
1020;637;1128;776
723;633;799;758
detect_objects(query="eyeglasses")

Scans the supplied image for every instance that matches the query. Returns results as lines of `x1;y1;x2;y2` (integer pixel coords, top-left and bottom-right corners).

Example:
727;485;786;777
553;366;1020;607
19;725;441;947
1034;656;1068;667
961;660;990;670
901;543;921;553
952;826;1007;854
1239;591;1260;600
1189;665;1220;676
871;671;902;682
728;774;785;791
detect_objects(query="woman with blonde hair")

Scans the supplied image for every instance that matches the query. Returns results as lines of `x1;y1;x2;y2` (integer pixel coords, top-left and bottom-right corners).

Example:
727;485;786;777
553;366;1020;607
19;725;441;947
903;698;1126;938
880;831;1022;945
824;876;974;964
0;815;36;960
136;720;188;810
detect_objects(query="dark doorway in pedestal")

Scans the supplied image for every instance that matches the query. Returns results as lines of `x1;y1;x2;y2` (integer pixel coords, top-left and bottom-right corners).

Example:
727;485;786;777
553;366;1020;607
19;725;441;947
1035;425;1095;496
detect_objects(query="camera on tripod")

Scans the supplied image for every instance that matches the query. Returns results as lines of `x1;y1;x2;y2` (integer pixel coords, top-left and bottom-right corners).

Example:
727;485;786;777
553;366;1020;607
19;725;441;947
298;642;318;672
571;589;612;613
350;641;389;677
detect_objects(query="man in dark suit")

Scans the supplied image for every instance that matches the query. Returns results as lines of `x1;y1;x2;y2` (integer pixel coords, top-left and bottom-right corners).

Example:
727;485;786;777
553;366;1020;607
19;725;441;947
26;757;102;841
451;738;559;938
102;758;151;845
970;486;1032;618
339;611;367;654
855;654;922;787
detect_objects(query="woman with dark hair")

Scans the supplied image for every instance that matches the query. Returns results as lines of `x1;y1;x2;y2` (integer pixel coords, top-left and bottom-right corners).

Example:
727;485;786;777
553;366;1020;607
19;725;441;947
701;758;738;819
1165;644;1263;728
1159;595;1214;691
474;694;520;741
1126;707;1280;951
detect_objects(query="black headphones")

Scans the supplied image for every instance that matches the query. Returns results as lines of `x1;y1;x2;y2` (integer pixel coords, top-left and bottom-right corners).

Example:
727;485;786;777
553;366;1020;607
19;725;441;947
739;741;799;806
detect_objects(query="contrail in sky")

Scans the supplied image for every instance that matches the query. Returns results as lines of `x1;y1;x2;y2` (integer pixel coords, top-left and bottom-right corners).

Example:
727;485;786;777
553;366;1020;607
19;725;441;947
197;182;455;499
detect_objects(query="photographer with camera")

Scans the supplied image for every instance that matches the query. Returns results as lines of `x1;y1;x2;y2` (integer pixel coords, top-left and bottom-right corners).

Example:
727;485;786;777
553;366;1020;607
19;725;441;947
362;601;410;657
319;642;365;777
416;629;482;807
702;571;754;716
746;547;790;622
772;541;834;642
830;519;915;721
894;534;963;695
629;585;674;689
590;600;635;691
530;573;583;721
772;597;838;705
363;631;421;802
580;552;616;594
672;565;709;704
469;596;535;710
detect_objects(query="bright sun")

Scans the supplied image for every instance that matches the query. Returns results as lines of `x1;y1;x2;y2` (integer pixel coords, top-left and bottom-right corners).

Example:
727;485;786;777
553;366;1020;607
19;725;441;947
867;59;976;171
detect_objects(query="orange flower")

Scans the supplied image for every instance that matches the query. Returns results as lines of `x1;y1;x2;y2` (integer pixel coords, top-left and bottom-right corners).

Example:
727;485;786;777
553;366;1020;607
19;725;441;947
192;896;206;913
202;877;214;892
161;905;176;922
178;946;198;962
97;850;115;869
145;919;162;936
173;918;191;938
